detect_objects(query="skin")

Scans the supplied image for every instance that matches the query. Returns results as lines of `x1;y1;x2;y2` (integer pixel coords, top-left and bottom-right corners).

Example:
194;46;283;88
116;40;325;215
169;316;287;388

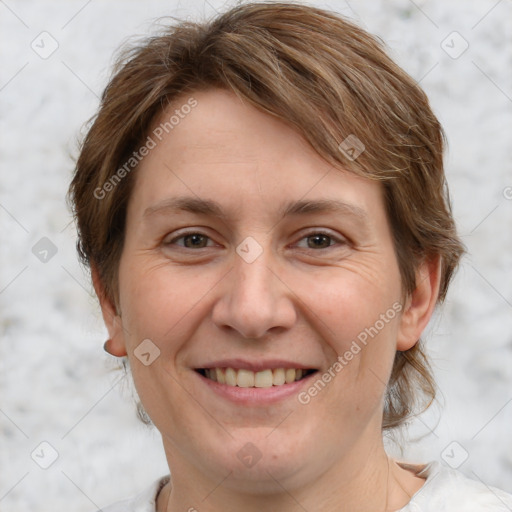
95;88;441;511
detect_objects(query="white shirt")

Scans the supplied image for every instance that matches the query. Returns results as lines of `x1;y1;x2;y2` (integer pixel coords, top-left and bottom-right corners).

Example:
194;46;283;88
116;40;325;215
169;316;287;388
100;461;512;511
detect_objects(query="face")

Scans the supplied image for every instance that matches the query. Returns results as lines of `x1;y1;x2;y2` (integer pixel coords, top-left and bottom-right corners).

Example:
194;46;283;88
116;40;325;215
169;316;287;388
100;88;437;493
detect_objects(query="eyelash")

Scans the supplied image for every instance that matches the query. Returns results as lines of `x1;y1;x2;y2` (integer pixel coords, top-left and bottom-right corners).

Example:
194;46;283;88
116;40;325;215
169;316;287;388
166;230;347;250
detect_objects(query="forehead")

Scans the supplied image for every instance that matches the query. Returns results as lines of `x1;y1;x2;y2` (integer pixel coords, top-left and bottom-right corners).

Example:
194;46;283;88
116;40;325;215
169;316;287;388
150;88;324;170
131;88;384;222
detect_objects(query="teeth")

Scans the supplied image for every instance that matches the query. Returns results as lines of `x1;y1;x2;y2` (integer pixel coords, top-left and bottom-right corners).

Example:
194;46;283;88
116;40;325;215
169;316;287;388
203;367;311;387
273;368;285;386
237;369;255;388
254;369;273;388
216;367;225;384
285;368;296;384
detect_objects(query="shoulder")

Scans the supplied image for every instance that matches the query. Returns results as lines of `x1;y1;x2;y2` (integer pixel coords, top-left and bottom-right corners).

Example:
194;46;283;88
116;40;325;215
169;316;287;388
401;461;512;511
99;476;169;512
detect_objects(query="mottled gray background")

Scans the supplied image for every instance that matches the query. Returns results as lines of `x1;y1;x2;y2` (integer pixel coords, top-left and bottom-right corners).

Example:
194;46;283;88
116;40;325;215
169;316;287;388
1;0;511;510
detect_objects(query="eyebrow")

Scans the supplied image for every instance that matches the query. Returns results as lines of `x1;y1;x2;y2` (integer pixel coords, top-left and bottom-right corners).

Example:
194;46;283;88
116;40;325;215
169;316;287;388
143;197;229;221
143;196;370;227
280;198;369;223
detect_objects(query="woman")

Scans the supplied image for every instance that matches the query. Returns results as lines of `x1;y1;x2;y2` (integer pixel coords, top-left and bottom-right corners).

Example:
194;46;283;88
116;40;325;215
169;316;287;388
68;2;512;510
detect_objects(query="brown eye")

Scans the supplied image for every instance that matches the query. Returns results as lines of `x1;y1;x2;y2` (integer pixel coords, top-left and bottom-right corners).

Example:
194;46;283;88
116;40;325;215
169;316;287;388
294;231;343;250
306;234;333;249
168;232;213;248
183;233;208;248
182;234;209;248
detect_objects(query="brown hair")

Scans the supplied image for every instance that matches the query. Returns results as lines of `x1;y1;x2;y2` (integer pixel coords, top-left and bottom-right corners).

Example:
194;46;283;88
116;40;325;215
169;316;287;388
68;1;465;429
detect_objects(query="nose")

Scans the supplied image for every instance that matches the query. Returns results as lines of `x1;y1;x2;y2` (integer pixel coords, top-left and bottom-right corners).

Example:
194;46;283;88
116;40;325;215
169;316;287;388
211;248;297;339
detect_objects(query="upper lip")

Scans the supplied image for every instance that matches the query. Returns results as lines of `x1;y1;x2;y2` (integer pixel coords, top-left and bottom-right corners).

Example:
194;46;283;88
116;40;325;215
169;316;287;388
195;358;318;372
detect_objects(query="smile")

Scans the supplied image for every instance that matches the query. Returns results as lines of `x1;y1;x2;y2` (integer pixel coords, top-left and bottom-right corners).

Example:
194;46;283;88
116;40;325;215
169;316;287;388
196;368;317;388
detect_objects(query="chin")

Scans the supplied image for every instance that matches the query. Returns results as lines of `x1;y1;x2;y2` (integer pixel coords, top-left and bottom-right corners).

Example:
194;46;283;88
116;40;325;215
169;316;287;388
197;430;320;493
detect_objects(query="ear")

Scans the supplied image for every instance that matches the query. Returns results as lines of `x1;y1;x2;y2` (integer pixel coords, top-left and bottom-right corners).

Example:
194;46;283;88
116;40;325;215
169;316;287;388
92;266;127;357
397;256;441;351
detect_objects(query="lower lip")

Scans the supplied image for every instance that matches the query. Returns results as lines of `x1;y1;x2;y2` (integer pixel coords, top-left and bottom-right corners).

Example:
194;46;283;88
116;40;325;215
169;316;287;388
195;371;318;405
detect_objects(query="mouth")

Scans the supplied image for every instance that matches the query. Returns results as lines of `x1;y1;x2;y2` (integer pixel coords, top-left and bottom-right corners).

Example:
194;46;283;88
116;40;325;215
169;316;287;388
195;367;318;388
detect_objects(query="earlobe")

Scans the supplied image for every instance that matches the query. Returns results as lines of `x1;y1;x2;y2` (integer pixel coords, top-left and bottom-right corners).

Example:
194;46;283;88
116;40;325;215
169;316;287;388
397;256;441;351
91;266;128;357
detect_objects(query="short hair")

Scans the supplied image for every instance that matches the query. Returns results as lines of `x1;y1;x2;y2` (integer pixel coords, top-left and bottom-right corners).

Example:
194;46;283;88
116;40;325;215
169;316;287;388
68;1;465;429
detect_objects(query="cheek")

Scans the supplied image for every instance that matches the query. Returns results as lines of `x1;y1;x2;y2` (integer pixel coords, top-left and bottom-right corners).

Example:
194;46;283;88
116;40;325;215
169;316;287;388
298;267;401;346
117;258;215;346
294;267;402;404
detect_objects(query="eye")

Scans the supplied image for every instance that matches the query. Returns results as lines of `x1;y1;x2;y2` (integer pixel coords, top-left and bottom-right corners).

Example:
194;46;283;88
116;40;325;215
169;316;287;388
295;231;345;250
167;232;215;249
